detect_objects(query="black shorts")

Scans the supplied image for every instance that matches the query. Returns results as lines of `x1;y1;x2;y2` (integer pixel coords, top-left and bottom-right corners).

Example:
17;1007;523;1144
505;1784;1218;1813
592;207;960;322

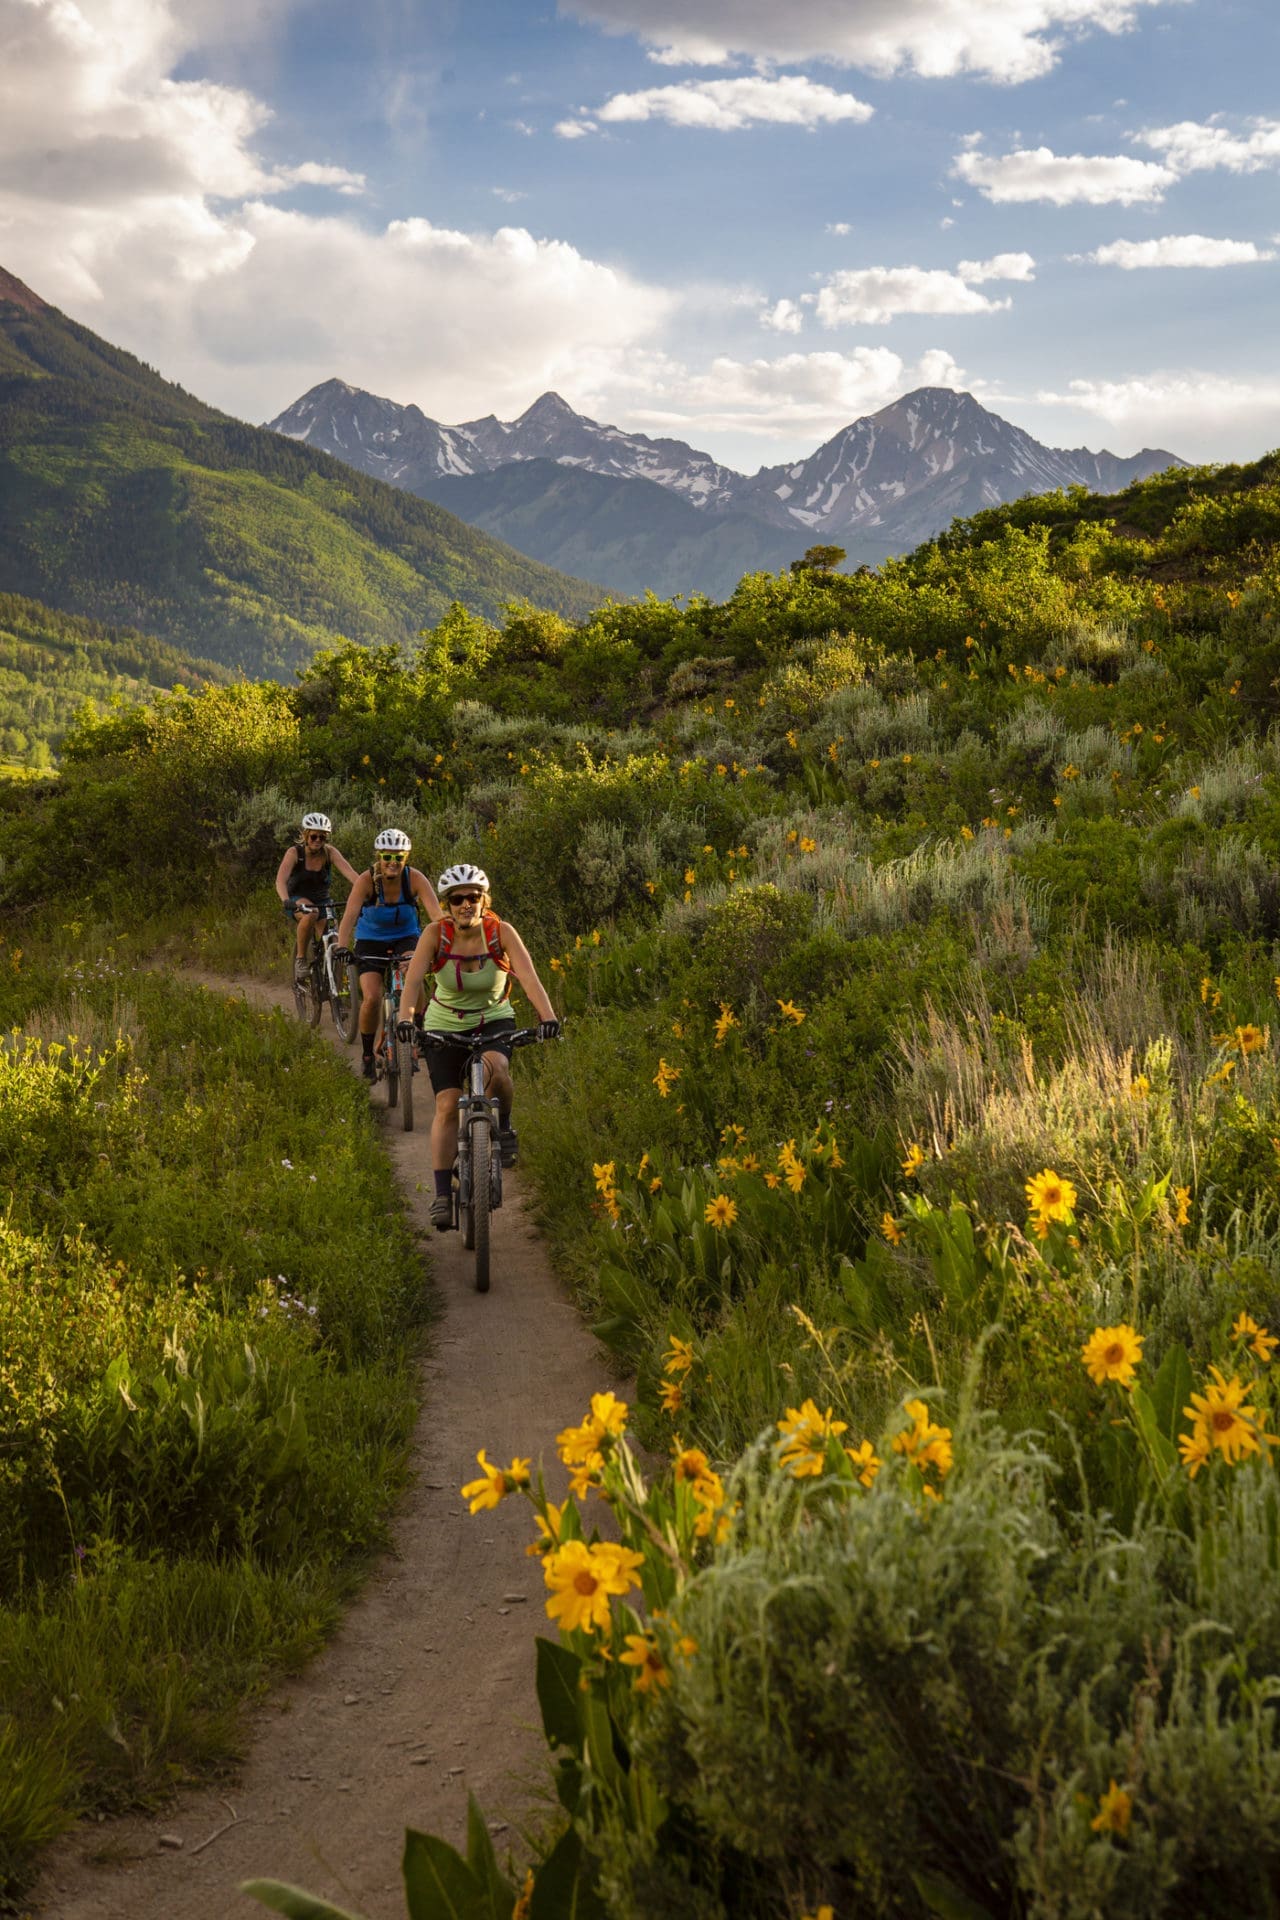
423;1018;517;1094
354;938;418;978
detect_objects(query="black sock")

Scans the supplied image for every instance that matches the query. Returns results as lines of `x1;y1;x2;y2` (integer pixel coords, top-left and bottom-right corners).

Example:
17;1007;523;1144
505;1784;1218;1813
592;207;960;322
362;1033;374;1058
434;1170;452;1198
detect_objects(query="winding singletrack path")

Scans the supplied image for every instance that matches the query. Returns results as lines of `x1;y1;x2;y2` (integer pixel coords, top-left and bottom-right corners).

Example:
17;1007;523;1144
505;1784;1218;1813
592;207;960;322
29;975;606;1920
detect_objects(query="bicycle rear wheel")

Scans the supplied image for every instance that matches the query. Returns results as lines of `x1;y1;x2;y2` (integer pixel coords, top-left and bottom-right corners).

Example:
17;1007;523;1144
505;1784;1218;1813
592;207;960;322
382;998;399;1107
330;953;355;1043
397;1031;415;1131
471;1117;491;1293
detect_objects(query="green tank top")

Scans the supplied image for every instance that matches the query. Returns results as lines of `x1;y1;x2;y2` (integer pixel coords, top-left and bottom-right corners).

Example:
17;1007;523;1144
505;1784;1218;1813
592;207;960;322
424;952;511;1031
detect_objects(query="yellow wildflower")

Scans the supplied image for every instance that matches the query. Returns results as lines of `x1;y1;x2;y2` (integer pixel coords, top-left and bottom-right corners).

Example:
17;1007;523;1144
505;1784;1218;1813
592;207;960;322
664;1335;695;1377
1174;1185;1191;1228
846;1439;881;1488
1025;1168;1077;1225
1090;1781;1133;1836
713;1004;739;1046
1233;1312;1279;1363
1081;1324;1143;1388
544;1539;644;1634
460;1450;531;1514
526;1502;565;1557
1184;1367;1270;1465
777;998;806;1024
659;1378;683;1415
620;1632;670;1693
880;1212;904;1246
1130;1074;1150;1100
777;1399;848;1477
799;836;817;853
892;1399;954;1480
704;1194;738;1229
901;1142;925;1178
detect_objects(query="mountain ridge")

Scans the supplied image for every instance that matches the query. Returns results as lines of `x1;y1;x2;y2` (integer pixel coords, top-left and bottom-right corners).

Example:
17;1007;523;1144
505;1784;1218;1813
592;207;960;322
269;379;1183;597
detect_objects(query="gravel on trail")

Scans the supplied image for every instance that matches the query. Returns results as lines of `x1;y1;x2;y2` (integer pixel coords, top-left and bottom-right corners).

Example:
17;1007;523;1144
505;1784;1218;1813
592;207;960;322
28;975;611;1920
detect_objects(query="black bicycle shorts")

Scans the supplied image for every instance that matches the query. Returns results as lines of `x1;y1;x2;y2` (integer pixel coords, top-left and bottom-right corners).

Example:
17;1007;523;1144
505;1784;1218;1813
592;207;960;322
354;938;417;978
423;1018;517;1095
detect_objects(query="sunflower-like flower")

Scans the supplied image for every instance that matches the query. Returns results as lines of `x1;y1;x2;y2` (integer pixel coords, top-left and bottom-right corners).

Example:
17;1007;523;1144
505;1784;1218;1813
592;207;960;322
901;1142;925;1178
664;1335;695;1377
704;1194;738;1229
880;1212;904;1246
1184;1367;1271;1465
1025;1168;1077;1229
1080;1323;1143;1388
459;1450;531;1514
544;1539;644;1634
1090;1780;1133;1836
1233;1312;1279;1363
776;1398;848;1477
893;1398;954;1479
846;1439;881;1488
619;1632;670;1693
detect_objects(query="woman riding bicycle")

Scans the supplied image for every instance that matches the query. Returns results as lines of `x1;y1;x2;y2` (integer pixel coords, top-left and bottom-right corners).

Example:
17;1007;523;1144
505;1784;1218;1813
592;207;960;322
335;828;441;1079
399;863;559;1229
275;813;360;985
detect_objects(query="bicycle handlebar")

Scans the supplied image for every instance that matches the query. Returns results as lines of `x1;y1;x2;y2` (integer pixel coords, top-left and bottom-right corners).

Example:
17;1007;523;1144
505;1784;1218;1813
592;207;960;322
416;1025;549;1054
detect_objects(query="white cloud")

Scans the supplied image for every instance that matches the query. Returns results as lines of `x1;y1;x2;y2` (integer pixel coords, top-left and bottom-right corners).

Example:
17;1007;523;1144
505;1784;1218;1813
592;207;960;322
953;144;1175;204
956;250;1036;282
761;298;804;333
1085;235;1274;268
814;265;1012;325
826;221;852;236
560;0;1175;83
0;0;673;423
1138;117;1280;175
491;186;529;203
588;345;968;439
554;118;597;138
1036;369;1280;449
569;75;873;134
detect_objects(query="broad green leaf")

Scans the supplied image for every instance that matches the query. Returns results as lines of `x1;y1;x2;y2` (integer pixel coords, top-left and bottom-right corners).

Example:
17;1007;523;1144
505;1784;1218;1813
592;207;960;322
1132;1385;1178;1474
1149;1341;1194;1446
466;1795;516;1920
535;1636;584;1753
912;1869;997;1920
240;1880;366;1920
402;1828;487;1920
528;1829;607;1920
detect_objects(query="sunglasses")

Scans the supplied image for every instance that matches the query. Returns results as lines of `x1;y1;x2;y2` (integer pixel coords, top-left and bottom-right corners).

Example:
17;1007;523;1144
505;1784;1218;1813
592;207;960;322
449;891;483;905
305;832;327;841
379;851;408;864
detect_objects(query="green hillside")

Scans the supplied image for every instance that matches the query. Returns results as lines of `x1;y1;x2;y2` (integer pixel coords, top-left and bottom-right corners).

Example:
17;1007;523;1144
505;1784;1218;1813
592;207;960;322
0;267;603;677
0;592;234;769
3;452;1280;1909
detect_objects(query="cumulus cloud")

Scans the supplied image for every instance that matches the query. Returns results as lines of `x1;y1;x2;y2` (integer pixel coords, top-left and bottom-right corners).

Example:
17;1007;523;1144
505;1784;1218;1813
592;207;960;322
814;265;1013;325
1085;235;1274;268
1036;370;1280;450
1138;117;1280;175
956;250;1036;282
953;144;1175;204
563;74;873;135
554;118;597;138
0;0;673;422
589;345;968;439
761;298;805;333
559;0;1174;83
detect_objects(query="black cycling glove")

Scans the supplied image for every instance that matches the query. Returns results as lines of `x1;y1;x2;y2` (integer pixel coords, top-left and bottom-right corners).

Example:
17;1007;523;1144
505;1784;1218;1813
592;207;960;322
538;1018;562;1041
395;1019;417;1044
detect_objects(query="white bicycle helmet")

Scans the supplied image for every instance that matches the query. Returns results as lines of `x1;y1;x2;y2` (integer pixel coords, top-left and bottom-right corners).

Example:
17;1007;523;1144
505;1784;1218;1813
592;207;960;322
437;862;490;896
374;827;413;854
301;812;331;833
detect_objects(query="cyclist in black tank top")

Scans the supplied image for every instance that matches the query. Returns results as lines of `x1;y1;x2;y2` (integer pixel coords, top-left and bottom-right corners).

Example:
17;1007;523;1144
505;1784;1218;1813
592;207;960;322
275;814;361;982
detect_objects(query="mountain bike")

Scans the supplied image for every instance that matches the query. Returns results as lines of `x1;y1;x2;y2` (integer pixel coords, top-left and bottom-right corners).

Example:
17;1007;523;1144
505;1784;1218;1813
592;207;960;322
291;904;354;1041
365;951;418;1130
417;1027;548;1294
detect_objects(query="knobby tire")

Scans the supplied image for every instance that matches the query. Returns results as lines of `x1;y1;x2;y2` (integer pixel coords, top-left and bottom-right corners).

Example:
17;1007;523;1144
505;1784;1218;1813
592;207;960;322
471;1117;491;1293
398;1032;415;1131
306;955;323;1029
331;955;355;1043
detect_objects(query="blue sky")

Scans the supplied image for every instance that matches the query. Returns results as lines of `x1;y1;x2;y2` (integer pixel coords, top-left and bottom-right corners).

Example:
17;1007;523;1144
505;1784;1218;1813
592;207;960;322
2;0;1278;469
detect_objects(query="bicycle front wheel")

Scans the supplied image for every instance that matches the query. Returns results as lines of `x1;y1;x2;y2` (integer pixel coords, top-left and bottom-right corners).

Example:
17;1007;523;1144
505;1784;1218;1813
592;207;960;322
306;957;323;1028
330;954;355;1043
397;1031;415;1131
471;1117;491;1293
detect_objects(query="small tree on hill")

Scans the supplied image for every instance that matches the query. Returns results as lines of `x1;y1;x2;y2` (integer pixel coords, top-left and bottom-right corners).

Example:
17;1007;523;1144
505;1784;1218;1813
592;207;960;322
790;543;847;576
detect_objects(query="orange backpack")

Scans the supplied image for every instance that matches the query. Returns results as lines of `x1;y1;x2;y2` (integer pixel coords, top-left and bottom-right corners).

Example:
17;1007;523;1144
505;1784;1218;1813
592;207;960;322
432;911;512;999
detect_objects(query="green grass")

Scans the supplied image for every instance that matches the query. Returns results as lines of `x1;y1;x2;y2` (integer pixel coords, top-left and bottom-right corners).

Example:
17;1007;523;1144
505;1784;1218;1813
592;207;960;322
0;948;429;1899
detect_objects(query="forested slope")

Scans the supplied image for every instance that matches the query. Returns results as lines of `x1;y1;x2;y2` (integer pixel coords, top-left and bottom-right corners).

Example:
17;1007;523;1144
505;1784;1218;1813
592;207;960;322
0;268;602;678
0;592;233;768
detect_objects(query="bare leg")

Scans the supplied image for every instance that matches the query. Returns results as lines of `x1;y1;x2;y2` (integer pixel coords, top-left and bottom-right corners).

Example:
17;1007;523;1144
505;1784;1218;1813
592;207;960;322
432;1087;461;1172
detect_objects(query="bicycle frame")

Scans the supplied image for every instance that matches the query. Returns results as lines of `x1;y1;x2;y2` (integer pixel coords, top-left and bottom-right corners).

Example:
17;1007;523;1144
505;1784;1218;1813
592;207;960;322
419;1026;545;1291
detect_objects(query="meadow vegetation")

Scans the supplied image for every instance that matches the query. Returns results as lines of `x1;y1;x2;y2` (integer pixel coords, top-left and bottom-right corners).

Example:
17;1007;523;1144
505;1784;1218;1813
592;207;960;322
4;454;1280;1914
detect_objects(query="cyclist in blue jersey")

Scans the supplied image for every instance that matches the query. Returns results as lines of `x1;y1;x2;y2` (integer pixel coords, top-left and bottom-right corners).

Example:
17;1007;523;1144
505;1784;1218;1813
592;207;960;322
335;828;441;1078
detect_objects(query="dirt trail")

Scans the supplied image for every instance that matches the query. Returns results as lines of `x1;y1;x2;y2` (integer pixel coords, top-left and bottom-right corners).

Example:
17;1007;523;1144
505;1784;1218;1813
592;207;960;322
30;976;605;1920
